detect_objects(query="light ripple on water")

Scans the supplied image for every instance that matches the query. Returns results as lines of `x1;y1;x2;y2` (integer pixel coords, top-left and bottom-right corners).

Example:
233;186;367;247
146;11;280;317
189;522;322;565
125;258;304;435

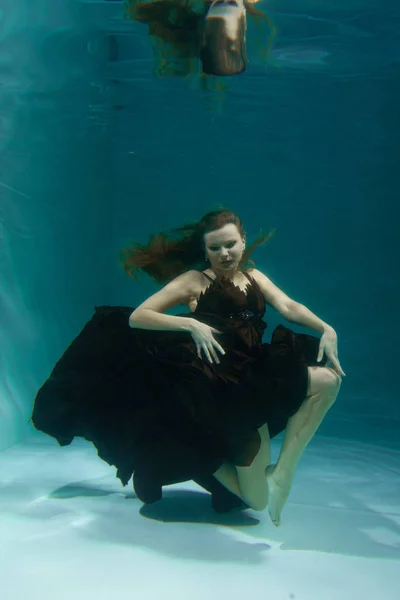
271;46;330;66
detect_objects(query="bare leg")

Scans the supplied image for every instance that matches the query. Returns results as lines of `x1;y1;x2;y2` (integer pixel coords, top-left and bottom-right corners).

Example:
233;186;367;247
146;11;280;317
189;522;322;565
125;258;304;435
213;423;271;511
266;366;341;526
213;463;245;501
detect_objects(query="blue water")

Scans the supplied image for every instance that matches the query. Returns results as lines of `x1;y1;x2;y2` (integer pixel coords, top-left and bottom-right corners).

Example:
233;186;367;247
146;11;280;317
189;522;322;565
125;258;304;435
0;2;399;597
2;0;398;447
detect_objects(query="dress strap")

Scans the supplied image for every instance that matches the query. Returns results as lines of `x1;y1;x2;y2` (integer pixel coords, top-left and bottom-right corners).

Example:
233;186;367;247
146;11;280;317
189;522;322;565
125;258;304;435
201;271;215;282
242;271;253;282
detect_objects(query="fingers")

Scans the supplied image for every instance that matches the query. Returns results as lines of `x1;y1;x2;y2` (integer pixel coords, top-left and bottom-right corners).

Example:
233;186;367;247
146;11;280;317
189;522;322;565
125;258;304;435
196;344;203;361
196;340;225;364
195;341;217;364
326;353;346;377
210;347;220;364
318;344;346;377
213;340;225;357
210;327;221;334
200;343;212;364
333;356;346;377
209;336;226;362
204;340;226;364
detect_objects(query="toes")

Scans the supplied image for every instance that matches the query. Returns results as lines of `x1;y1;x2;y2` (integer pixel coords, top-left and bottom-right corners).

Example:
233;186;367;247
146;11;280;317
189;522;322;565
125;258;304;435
271;513;280;527
269;508;278;525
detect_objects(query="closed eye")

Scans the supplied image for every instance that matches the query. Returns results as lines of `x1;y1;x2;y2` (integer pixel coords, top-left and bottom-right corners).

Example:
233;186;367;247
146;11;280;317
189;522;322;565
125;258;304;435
209;241;237;252
213;0;239;5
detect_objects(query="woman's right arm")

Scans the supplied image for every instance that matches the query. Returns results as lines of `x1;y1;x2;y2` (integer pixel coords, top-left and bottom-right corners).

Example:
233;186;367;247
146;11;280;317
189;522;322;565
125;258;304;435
128;271;198;332
130;270;225;364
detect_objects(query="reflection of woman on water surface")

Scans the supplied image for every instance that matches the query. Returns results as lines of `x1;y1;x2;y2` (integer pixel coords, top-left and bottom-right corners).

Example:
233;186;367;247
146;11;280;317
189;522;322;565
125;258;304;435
125;0;277;77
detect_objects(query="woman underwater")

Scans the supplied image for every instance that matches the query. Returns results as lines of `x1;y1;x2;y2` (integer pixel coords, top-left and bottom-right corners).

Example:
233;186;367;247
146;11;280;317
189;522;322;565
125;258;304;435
31;209;344;527
125;0;277;77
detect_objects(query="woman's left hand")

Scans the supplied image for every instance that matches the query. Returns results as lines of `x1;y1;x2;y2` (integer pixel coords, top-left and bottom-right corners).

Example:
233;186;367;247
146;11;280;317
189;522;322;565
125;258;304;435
317;327;346;377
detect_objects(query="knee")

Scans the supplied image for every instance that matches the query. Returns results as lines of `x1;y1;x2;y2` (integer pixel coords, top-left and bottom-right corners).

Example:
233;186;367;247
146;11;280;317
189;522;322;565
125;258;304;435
310;366;341;390
322;367;341;391
308;366;341;404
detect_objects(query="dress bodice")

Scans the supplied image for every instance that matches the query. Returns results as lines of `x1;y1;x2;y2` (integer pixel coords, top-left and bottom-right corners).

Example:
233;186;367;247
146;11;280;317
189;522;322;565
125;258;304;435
194;271;267;347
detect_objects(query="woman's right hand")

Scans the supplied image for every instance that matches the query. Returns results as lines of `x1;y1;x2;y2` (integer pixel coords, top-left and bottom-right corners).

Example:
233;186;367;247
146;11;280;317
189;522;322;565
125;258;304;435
189;320;225;364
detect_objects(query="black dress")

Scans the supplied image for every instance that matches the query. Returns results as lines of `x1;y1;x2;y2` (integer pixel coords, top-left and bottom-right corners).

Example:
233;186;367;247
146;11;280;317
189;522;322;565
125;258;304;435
31;271;327;511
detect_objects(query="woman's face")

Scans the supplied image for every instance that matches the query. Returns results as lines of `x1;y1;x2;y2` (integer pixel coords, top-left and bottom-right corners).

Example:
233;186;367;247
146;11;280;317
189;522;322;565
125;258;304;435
204;224;245;273
207;0;246;18
206;0;246;36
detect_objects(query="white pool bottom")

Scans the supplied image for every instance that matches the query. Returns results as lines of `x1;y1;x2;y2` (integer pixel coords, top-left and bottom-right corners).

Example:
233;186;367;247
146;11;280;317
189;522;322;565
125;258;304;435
0;434;399;600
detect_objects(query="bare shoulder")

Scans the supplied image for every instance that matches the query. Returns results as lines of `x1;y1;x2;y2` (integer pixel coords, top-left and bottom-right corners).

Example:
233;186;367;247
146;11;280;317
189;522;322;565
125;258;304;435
180;269;207;291
163;269;203;296
246;268;294;316
134;270;204;314
247;267;274;284
245;267;266;283
246;267;270;289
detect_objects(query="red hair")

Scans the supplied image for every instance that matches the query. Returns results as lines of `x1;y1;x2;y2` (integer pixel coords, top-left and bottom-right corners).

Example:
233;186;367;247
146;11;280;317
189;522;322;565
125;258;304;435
120;208;275;284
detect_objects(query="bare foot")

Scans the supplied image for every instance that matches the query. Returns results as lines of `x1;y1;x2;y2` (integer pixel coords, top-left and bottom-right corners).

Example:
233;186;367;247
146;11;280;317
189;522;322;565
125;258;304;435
265;465;294;527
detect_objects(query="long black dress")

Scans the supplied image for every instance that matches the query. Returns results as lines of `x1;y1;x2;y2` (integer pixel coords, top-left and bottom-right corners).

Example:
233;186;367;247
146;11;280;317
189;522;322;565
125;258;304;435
31;271;327;511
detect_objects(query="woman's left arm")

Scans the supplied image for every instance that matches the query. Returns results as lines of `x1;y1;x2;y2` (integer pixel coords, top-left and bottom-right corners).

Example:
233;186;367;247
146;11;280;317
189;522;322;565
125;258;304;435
251;269;345;377
286;303;345;377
